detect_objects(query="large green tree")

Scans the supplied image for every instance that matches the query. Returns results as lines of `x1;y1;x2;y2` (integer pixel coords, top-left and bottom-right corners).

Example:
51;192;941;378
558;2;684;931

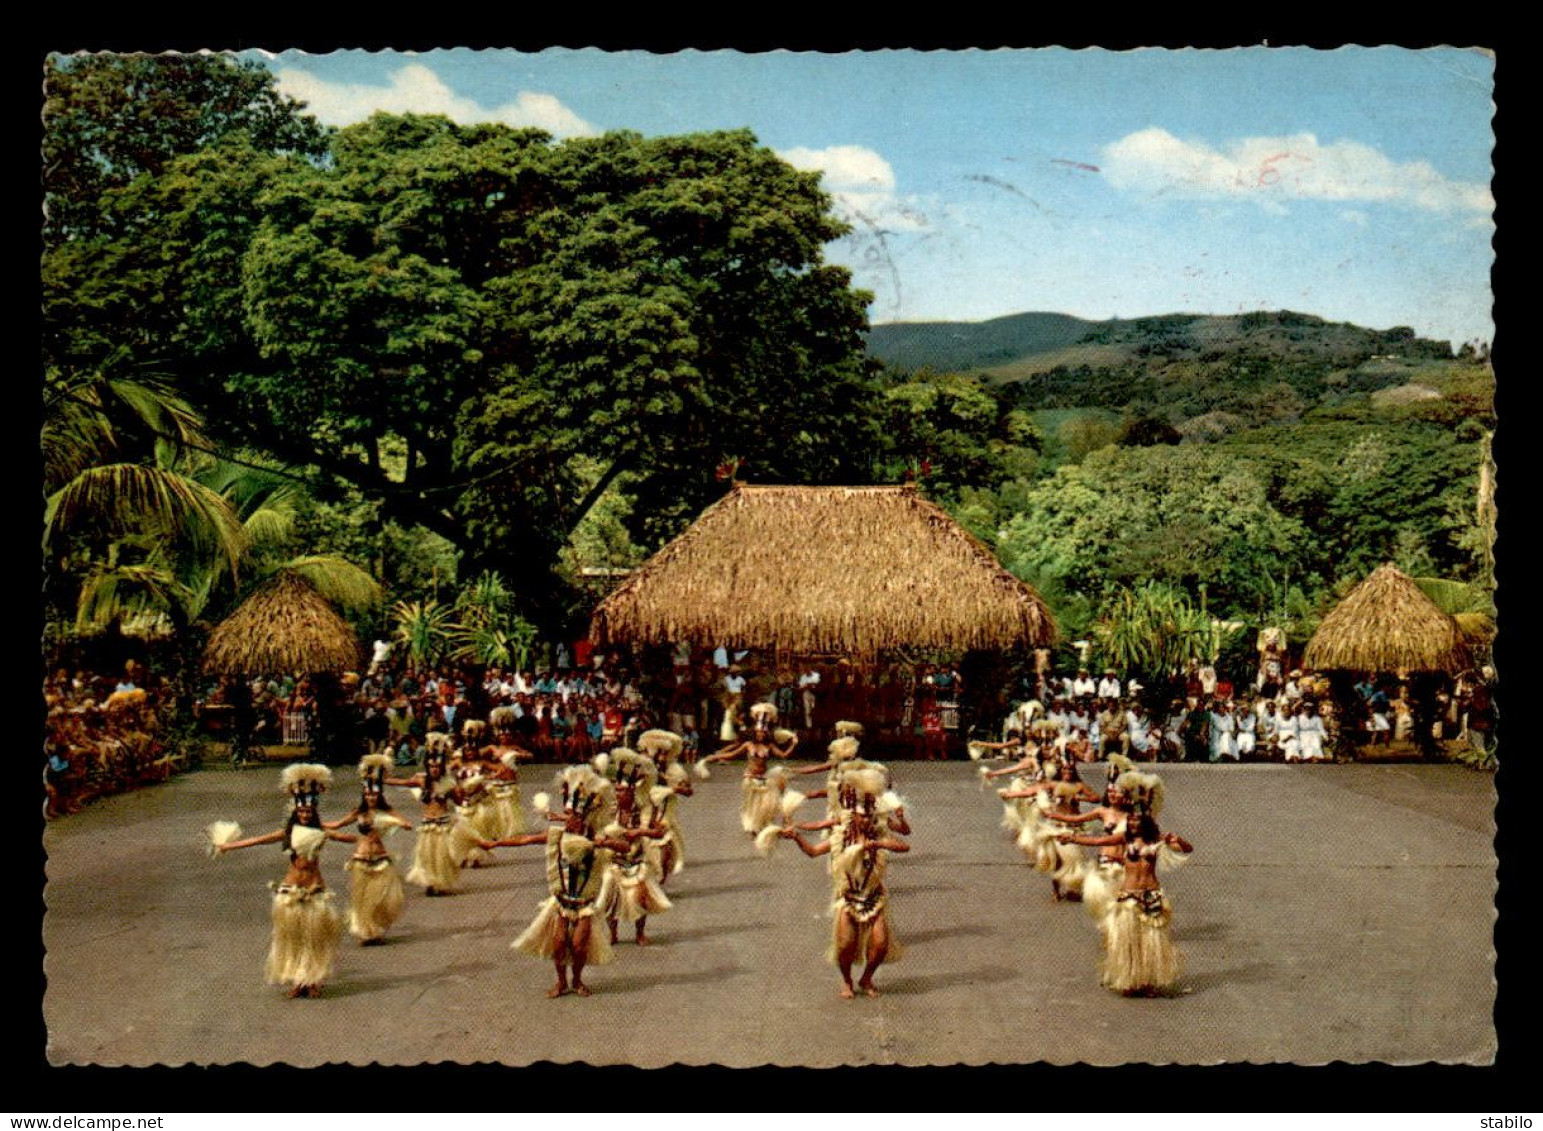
46;105;883;630
43;52;329;246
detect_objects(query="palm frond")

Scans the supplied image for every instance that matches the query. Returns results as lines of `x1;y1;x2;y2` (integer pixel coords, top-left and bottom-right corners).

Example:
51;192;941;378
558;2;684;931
392;599;454;666
74;561;193;635
449;621;512;667
105;376;207;449
45;463;249;578
279;556;383;613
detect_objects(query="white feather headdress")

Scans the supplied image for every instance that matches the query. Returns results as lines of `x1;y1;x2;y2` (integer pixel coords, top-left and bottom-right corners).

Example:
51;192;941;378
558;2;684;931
279;763;332;794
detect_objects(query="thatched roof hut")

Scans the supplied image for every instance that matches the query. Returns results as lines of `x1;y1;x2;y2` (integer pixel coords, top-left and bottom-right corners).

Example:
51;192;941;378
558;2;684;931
1304;564;1469;673
591;484;1055;654
204;571;362;675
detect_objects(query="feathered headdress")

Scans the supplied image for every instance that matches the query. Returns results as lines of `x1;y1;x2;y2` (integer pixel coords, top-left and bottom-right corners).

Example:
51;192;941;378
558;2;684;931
1106;752;1135;789
424;733;453;758
749;702;778;725
834;720;864;738
603;748;658;791
358;752;393;779
461;719;487;742
636;729;684;760
280;763;332;810
557;765;616;834
489;706;518;731
828;736;860;764
834;765;887;814
1116;770;1165;818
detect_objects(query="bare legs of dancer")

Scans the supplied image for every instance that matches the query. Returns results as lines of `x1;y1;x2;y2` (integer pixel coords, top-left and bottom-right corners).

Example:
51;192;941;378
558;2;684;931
833;911;890;999
548;916;594;997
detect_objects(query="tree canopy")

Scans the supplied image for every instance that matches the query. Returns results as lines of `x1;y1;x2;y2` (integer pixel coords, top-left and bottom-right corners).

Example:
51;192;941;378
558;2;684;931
43;52;329;246
44;97;883;629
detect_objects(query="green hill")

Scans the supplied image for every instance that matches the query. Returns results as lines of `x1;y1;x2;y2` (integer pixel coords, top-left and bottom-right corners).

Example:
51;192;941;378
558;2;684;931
867;309;1452;379
865;312;1100;374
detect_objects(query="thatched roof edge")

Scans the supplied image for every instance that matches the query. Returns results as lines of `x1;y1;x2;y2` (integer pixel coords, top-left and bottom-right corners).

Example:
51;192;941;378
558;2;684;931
591;484;1055;653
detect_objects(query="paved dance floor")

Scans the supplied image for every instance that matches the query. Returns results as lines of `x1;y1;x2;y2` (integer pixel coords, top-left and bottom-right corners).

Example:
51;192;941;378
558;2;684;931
42;760;1496;1066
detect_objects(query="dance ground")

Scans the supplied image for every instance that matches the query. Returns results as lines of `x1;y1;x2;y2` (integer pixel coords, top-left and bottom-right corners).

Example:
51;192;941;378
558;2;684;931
42;760;1496;1067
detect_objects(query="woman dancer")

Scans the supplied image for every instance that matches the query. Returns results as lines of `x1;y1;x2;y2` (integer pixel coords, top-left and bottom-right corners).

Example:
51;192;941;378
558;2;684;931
492;766;631;998
325;753;412;944
636;728;692;879
599;749;672;946
780;766;909;999
1001;752;1096;900
484;706;532;838
388;734;484;895
207;763;355;998
698;701;798;834
1058;773;1193;995
1045;755;1136;922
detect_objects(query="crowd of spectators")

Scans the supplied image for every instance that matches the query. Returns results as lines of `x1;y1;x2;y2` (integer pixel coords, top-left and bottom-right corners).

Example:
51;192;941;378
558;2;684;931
43;662;177;818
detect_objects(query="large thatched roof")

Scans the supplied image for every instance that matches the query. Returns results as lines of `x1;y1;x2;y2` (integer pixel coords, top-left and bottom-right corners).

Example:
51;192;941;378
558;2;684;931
591;484;1055;654
1304;564;1469;673
204;571;362;675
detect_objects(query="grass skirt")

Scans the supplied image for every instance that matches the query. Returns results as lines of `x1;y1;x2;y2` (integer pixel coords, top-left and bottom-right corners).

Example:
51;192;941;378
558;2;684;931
1099;889;1180;994
1082;858;1124;923
512;897;614;966
1051;839;1087;894
827;899;902;967
490;783;525;839
609;860;673;922
1017;812;1059;873
450;813;493;867
344;857;404;941
265;885;342;987
741;777;779;834
406;822;461;892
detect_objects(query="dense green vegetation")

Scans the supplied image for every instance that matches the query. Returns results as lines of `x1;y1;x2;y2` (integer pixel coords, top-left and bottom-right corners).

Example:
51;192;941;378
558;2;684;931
42;53;1495;677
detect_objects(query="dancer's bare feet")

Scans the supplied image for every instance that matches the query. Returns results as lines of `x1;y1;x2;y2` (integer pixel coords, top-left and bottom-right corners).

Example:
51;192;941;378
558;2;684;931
572;982;593;997
547;983;568;998
286;985;306;999
839;984;855;1000
634;932;650;946
860;982;881;998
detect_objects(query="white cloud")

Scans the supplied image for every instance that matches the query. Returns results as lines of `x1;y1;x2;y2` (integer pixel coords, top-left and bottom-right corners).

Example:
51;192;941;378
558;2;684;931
779;145;896;191
1102;128;1493;216
276;63;597;137
779;144;928;232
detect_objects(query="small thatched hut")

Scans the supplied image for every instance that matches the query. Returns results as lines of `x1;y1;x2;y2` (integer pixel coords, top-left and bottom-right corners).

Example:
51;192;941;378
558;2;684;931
204;571;362;675
1304;563;1469;673
590;484;1055;654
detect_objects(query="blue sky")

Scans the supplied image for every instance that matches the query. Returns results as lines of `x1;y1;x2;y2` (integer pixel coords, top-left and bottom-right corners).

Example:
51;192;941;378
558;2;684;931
262;47;1495;348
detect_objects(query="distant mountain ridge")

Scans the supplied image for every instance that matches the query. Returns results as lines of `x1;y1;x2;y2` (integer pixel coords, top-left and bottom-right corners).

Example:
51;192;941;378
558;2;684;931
866;310;1451;380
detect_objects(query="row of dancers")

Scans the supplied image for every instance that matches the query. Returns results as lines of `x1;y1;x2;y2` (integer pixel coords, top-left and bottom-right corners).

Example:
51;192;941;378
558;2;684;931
204;700;1189;1002
974;719;1195;996
205;712;696;999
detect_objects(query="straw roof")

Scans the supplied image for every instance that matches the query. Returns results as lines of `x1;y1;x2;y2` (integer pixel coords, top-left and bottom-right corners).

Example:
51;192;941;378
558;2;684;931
204;571;362;675
590;484;1055;654
1304;564;1469;673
